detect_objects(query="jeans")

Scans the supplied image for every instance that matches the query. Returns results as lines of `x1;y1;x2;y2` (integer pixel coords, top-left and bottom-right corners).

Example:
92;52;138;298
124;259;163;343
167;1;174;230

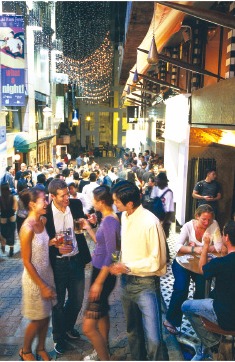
166;259;206;327
52;254;85;342
182;298;220;348
121;275;162;361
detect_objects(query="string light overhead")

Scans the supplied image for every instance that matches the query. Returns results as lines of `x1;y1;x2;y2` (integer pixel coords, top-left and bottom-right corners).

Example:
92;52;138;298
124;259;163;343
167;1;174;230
56;1;114;104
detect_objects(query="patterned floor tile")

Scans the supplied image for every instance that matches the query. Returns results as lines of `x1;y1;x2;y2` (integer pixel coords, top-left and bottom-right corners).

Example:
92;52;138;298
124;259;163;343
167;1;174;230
161;228;200;351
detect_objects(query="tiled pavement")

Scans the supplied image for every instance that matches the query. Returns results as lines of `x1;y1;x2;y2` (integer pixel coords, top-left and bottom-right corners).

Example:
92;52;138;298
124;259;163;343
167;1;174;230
162;230;201;354
0;221;204;360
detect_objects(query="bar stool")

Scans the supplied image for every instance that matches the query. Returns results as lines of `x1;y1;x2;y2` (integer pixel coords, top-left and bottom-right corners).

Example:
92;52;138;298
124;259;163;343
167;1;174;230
201;317;235;360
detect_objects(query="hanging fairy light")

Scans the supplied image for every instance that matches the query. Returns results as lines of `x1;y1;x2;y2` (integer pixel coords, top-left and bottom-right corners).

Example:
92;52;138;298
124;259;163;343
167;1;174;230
56;1;114;104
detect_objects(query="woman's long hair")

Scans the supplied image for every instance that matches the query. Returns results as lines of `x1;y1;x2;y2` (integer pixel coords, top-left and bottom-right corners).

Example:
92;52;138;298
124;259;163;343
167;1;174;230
0;183;13;210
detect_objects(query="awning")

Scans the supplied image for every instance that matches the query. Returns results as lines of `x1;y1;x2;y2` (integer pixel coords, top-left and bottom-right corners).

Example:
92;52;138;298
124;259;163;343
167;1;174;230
14;134;36;153
37;135;55;144
122;1;192;104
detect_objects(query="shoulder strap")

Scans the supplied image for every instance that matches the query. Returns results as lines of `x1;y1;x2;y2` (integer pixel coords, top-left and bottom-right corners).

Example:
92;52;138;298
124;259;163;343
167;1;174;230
160;189;172;198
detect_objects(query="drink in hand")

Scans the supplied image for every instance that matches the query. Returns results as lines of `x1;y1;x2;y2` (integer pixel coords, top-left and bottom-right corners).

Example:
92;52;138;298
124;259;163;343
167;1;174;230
55;231;64;246
74;219;84;234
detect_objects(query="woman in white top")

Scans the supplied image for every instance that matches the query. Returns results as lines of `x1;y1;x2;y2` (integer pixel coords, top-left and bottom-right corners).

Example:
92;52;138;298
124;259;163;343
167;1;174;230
163;204;224;335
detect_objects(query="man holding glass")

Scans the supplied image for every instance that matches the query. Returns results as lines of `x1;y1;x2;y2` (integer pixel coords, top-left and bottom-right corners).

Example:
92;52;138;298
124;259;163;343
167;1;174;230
46;179;89;354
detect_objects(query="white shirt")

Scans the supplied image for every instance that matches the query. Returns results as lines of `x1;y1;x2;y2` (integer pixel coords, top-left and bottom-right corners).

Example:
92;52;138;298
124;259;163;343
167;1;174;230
121;205;166;277
175;219;223;253
51;202;78;257
82;182;99;210
108;171;118;182
65;176;74;185
150;186;174;212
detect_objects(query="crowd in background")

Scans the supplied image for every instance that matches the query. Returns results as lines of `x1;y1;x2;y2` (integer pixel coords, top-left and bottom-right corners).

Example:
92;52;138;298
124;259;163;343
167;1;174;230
0;149;167;257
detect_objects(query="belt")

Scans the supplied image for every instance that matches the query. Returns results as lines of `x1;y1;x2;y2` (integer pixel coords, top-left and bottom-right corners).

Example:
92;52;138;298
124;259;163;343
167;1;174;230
123;274;156;281
56;254;78;261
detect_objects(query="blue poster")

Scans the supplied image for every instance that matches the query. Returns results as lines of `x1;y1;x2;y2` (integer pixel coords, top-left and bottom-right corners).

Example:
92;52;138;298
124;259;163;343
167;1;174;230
0;15;25;106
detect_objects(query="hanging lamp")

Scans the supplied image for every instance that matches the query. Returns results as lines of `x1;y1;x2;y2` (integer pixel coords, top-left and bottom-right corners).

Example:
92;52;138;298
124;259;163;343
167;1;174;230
147;3;158;65
133;68;139;84
147;36;159;65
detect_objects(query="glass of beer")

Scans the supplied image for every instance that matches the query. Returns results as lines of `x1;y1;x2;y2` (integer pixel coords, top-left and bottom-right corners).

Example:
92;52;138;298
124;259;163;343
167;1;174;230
55;231;64;246
74;219;84;234
64;228;73;246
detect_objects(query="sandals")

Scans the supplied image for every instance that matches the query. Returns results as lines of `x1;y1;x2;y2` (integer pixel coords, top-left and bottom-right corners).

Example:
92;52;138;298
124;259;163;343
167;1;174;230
36;350;53;361
163;320;180;335
19;348;36;361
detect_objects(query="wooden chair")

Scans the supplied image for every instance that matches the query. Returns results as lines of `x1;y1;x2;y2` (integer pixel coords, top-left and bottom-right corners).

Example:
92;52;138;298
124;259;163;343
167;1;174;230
201;317;235;360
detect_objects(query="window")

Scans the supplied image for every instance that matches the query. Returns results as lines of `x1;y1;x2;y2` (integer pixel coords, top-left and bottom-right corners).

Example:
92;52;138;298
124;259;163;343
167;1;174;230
6;107;22;133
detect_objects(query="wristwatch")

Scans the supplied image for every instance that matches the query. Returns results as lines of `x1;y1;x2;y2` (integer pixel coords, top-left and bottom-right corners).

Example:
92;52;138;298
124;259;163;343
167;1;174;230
191;246;195;254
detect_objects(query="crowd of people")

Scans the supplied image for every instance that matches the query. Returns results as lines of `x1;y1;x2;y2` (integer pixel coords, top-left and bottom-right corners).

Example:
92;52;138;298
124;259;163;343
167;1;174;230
0;149;234;361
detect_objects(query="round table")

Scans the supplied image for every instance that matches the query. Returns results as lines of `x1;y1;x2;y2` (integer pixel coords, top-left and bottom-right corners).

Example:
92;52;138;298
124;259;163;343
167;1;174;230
176;251;221;296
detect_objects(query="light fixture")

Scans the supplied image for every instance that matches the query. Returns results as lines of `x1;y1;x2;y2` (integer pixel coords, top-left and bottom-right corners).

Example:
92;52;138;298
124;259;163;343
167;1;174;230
0;107;8;116
72;110;79;126
0;106;18;114
43;105;52;117
86;116;91;122
14;153;21;161
147;4;158;65
147;36;158;65
133;68;139;84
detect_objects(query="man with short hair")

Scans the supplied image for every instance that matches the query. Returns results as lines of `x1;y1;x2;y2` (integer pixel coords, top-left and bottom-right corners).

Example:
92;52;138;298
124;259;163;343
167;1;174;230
123;153;131;168
2;166;15;191
15;163;27;188
110;181;167;360
144;149;150;162
46;179;88;354
182;220;235;361
192;167;221;217
101;167;112;187
142;162;155;184
76;153;84;167
136;161;148;182
131;159;139;174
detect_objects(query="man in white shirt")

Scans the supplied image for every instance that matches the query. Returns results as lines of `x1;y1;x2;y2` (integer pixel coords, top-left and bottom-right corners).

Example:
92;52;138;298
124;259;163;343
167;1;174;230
110;181;167;361
46;179;86;354
81;172;99;212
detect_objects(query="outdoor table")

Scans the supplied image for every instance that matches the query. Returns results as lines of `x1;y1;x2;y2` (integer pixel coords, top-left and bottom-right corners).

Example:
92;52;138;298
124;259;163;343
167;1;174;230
176;251;221;297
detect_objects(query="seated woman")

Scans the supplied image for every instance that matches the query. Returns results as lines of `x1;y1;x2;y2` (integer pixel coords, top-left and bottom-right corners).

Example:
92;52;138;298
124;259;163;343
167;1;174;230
163;204;223;335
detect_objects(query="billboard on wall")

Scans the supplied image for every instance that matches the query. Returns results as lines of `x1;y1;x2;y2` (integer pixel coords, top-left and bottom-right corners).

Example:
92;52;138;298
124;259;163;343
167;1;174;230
0;15;25;106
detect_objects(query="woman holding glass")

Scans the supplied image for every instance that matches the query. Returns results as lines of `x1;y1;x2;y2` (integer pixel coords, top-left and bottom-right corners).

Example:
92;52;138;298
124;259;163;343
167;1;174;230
82;185;121;361
19;188;56;361
163;204;224;335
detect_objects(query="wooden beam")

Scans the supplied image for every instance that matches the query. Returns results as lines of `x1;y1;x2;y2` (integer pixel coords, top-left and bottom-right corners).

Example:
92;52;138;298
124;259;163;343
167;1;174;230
131;92;152;102
130;70;186;92
138;48;224;80
127;84;159;97
126;97;150;106
157;1;235;30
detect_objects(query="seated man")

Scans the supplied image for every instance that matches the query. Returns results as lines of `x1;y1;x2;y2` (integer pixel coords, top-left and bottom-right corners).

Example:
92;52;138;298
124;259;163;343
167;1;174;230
181;220;235;361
